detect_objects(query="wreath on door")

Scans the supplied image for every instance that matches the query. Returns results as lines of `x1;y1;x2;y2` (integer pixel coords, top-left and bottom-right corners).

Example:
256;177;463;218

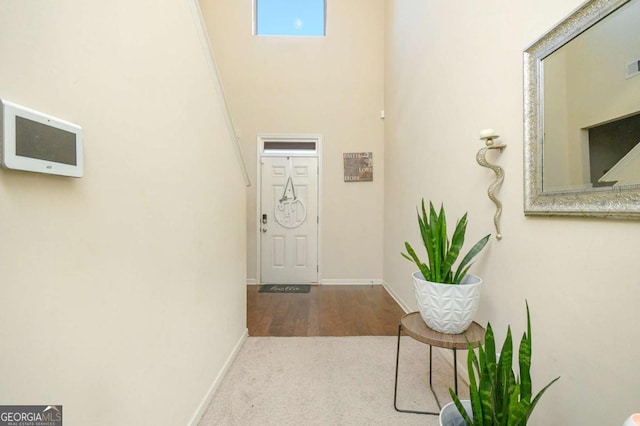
274;162;307;229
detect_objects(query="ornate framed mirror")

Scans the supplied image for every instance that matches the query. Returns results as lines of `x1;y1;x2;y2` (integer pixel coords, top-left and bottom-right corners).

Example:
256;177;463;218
524;0;640;218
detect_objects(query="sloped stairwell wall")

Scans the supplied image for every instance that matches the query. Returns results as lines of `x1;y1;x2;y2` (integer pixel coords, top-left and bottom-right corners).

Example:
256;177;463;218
0;1;247;425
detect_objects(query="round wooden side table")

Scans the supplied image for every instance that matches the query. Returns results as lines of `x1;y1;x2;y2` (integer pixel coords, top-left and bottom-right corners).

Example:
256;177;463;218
393;311;485;415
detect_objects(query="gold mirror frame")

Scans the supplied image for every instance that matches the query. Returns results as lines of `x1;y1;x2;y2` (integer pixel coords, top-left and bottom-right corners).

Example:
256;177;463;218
523;0;640;219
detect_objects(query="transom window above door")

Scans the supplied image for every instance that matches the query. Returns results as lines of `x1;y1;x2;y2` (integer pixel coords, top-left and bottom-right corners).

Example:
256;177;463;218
254;0;326;37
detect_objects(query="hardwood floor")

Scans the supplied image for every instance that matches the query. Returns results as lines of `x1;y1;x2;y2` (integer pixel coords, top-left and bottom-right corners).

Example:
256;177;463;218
247;285;406;336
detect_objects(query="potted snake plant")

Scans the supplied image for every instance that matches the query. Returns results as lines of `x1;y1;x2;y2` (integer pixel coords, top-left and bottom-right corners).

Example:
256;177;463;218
440;302;560;425
402;199;490;333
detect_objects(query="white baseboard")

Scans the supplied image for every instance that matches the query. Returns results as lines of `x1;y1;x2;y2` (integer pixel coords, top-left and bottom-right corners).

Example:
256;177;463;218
248;279;383;286
319;278;383;285
382;281;412;313
188;328;249;426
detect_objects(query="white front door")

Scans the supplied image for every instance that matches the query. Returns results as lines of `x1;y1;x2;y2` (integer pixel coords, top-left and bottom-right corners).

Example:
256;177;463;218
260;156;318;283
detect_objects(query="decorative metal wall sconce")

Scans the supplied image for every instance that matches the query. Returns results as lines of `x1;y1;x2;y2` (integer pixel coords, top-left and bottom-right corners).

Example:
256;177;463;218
477;129;506;240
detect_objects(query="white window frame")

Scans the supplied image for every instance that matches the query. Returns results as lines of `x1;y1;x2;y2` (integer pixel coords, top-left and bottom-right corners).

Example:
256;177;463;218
252;0;327;37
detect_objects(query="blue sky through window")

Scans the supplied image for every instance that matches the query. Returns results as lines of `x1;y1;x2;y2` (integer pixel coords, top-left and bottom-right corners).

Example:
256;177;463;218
256;0;325;36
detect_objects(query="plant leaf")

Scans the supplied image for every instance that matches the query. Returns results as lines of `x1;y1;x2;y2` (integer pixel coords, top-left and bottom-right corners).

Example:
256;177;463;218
454;263;473;285
518;331;532;403
467;342;483;425
402;242;431;281
444;213;467;281
461;302;559;426
449;388;474;426
479;365;495;424
437;203;448;279
417;204;433;276
526;376;560;421
484;324;497;385
403;199;490;284
454;233;491;283
520;301;533;402
498;330;516;425
427;201;442;281
507;383;527;426
501;369;517;425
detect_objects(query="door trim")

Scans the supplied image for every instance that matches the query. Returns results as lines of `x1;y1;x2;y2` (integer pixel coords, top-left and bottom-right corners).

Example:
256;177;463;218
256;134;322;284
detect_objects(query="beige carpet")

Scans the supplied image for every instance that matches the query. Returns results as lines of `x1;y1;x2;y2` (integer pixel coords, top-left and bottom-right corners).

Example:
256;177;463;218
198;336;468;426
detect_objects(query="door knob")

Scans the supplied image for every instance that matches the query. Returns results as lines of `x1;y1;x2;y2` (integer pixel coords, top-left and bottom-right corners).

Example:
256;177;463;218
262;228;267;233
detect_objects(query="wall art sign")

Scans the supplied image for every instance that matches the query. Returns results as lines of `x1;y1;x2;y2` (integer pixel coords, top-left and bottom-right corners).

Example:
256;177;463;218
343;152;373;182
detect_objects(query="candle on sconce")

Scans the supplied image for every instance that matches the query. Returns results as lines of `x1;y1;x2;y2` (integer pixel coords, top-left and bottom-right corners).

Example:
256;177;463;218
479;128;497;139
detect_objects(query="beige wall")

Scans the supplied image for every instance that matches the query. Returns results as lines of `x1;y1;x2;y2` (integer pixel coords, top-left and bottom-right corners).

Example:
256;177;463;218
384;0;640;424
200;0;385;283
0;1;246;425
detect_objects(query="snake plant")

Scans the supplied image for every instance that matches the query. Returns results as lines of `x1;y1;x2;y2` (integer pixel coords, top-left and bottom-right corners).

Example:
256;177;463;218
402;199;490;284
449;302;560;425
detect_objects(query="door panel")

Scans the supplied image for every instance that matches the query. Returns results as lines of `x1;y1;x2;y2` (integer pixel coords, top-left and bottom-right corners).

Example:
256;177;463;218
261;156;318;283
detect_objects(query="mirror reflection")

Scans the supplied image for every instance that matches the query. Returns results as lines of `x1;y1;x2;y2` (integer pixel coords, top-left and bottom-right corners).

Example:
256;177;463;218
542;0;640;193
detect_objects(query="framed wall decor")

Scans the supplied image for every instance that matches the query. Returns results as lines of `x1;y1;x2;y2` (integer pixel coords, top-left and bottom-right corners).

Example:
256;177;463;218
343;152;373;182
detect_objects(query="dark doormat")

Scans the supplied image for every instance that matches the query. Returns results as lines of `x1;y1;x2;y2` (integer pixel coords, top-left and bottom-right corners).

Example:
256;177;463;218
259;284;311;293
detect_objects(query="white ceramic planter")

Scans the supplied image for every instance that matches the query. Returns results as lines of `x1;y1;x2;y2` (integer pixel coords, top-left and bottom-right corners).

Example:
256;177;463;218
439;400;472;426
412;271;483;334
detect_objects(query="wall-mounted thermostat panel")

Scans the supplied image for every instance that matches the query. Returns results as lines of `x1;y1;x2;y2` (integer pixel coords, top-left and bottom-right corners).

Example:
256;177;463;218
0;99;83;177
625;59;640;80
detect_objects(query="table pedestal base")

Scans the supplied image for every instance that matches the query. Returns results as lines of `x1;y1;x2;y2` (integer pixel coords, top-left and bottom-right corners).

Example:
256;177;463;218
393;323;459;416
